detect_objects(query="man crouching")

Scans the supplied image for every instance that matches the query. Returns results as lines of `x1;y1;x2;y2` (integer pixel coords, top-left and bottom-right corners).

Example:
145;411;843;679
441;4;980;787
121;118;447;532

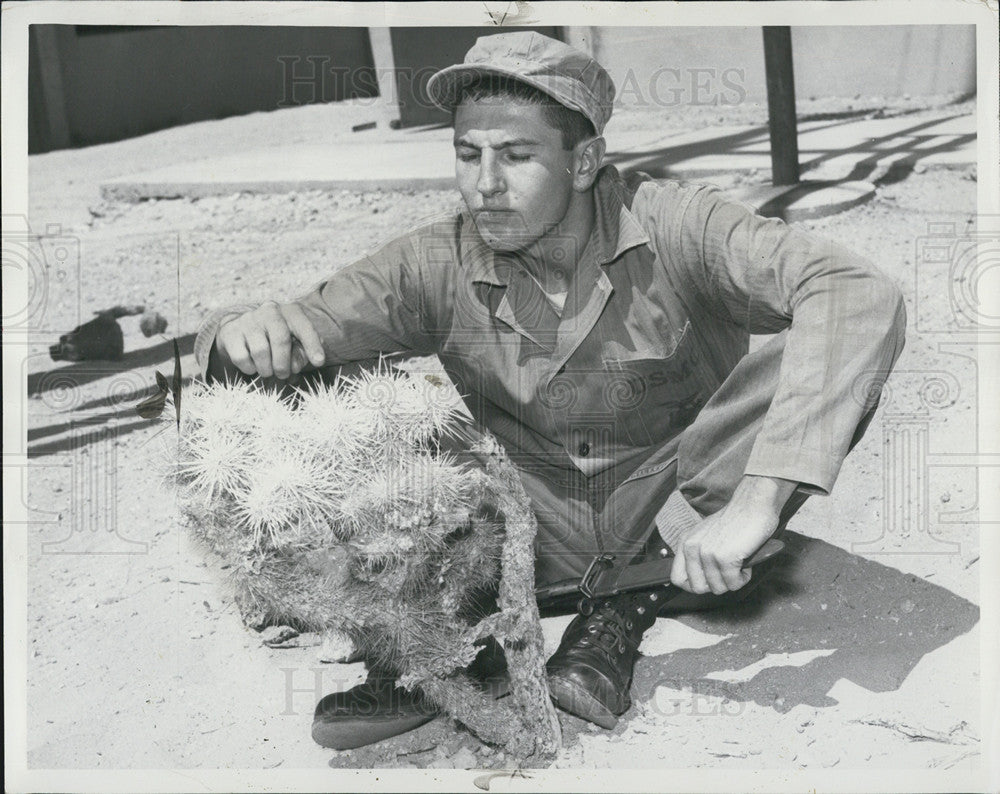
196;31;905;746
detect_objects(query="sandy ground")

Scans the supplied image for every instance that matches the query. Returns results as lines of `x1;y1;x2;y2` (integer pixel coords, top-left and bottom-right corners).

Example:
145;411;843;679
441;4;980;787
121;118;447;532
20;97;984;776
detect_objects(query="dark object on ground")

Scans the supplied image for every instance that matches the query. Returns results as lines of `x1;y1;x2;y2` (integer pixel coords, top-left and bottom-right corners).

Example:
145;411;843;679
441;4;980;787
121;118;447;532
351;121;377;132
139;310;168;337
260;625;299;647
50;312;124;361
49;304;149;362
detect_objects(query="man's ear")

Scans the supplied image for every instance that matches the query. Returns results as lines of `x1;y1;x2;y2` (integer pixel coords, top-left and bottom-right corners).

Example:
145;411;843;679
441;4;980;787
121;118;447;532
572;136;607;192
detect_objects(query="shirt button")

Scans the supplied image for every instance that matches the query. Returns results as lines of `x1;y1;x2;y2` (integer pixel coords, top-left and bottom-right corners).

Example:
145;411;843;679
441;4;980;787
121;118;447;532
578;442;591;457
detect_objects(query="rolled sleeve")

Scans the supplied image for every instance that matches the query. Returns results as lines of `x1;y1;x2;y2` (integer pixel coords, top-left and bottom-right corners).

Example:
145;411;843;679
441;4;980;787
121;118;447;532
194;304;256;382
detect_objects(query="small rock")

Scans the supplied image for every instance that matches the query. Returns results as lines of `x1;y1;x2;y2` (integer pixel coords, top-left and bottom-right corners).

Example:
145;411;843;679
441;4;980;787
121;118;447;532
940;492;951;503
139;311;168;337
260;625;299;646
273;632;322;649
913;163;927;174
243;611;268;631
451;747;477;768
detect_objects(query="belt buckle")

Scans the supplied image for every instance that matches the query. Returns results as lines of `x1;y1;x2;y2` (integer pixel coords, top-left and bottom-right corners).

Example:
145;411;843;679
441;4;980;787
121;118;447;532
578;553;616;601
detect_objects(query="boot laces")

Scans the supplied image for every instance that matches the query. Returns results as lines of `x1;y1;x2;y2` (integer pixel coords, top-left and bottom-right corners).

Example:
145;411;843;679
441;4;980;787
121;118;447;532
582;604;635;657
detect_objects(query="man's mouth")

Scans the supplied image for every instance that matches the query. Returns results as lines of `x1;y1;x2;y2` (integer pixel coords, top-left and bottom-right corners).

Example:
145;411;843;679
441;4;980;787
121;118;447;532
475;209;526;227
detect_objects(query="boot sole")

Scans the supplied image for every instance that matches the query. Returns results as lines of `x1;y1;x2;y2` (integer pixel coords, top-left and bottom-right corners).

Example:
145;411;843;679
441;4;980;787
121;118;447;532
311;710;439;750
547;674;622;730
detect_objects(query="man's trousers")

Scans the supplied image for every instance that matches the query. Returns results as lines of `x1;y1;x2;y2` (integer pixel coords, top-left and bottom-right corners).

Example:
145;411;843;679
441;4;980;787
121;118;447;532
499;331;878;592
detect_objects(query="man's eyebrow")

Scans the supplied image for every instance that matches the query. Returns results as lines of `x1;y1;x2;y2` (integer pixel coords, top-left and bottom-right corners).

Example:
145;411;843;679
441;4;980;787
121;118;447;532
453;137;542;149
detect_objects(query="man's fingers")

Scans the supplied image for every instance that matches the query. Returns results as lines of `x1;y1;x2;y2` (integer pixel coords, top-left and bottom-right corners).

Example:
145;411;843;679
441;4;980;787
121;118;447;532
265;317;293;380
669;550;690;592
289;343;309;375
681;541;710;595
701;553;730;596
244;328;274;378
718;556;751;592
223;334;257;375
281;304;326;369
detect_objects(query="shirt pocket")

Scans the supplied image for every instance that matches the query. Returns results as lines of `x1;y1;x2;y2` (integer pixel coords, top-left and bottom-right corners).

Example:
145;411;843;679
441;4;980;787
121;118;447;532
600;321;707;427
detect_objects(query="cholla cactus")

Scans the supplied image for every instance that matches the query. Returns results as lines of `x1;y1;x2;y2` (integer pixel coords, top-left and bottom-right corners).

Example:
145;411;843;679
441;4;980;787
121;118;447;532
173;362;560;759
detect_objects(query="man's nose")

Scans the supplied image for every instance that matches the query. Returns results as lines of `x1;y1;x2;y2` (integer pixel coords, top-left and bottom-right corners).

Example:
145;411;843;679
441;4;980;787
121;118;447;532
476;155;505;198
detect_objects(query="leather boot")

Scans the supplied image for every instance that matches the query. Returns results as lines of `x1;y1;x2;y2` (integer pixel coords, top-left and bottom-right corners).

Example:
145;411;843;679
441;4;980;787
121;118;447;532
311;674;439;750
545;587;668;729
311;636;508;750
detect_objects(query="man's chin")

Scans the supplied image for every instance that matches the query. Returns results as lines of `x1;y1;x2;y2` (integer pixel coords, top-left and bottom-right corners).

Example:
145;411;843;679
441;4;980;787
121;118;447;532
476;226;536;253
481;236;528;253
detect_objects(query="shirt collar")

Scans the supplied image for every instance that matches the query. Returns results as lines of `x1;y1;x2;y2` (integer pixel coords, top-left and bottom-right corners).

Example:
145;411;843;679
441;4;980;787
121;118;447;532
464;165;651;286
590;165;652;265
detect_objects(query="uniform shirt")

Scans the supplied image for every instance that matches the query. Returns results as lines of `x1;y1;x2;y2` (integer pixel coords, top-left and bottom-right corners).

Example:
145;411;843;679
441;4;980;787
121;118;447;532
195;165;905;498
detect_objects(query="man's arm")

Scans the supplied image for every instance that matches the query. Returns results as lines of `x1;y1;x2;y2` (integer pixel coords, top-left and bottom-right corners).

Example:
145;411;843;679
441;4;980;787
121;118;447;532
678;186;906;491
649;184;906;593
193;229;450;384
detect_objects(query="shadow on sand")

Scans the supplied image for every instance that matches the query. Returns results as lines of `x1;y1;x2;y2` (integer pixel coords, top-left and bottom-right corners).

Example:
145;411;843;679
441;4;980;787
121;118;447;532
631;530;979;714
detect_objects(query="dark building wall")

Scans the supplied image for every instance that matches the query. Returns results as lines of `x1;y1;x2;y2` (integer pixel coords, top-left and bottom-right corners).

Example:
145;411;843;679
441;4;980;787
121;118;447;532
29;25;377;153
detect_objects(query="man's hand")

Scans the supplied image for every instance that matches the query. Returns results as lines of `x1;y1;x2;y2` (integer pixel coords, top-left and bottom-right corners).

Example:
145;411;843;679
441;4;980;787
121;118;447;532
215;301;326;380
670;475;797;595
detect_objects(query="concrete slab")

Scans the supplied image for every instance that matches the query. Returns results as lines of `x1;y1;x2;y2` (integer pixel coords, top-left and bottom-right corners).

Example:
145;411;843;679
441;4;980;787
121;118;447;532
101;111;975;202
101;141;458;201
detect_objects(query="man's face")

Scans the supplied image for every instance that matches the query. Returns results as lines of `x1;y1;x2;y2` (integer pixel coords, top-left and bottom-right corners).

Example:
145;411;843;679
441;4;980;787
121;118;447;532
453;99;577;253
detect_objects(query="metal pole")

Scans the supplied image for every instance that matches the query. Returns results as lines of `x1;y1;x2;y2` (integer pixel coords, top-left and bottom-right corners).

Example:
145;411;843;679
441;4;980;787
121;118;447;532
762;26;800;186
